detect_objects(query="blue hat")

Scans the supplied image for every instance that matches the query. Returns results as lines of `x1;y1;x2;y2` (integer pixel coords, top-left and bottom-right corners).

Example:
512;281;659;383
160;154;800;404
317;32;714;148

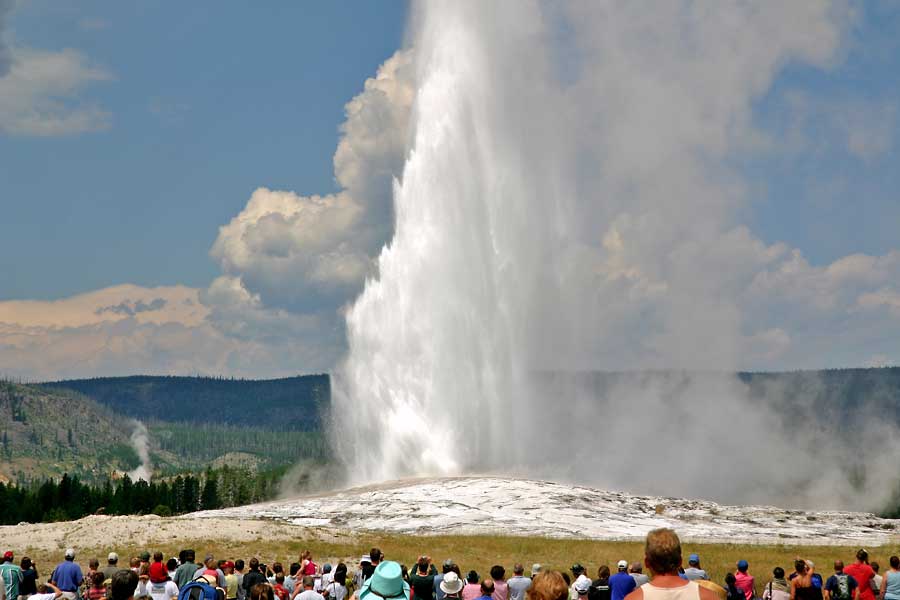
360;562;410;600
737;560;749;571
689;554;700;564
323;564;332;573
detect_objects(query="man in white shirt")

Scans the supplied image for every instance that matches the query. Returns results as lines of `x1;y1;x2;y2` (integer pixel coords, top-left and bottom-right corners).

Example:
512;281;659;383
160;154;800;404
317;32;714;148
295;577;324;600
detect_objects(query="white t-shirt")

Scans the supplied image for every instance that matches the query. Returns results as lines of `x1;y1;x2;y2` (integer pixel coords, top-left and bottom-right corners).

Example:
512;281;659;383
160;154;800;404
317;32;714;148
136;581;179;600
323;583;347;600
29;594;59;600
297;590;325;600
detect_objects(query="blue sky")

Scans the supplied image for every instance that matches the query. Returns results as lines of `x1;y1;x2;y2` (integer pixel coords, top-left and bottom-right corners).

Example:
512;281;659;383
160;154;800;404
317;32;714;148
0;1;898;379
1;1;407;300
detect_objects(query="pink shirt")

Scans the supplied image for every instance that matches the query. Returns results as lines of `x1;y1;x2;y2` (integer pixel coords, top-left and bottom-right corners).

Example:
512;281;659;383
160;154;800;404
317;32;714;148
735;572;755;600
492;581;509;600
463;584;481;600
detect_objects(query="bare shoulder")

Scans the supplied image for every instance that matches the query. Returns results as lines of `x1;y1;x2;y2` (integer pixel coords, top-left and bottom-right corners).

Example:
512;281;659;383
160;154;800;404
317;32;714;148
625;588;644;600
698;586;721;600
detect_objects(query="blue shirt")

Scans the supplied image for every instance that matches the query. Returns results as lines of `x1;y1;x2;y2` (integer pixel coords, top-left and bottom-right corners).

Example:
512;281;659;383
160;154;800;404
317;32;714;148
51;560;84;592
609;573;636;600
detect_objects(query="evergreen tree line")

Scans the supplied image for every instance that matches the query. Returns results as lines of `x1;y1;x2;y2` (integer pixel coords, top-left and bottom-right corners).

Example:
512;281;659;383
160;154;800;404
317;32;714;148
0;464;285;524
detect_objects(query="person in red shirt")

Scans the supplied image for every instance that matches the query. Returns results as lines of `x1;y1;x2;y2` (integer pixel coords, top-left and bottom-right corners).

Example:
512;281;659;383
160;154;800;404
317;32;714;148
846;551;876;600
273;574;290;600
149;553;169;584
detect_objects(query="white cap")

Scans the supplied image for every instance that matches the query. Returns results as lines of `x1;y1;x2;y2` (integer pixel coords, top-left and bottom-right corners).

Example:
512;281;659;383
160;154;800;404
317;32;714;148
65;548;76;559
617;560;628;570
108;552;119;562
361;555;371;563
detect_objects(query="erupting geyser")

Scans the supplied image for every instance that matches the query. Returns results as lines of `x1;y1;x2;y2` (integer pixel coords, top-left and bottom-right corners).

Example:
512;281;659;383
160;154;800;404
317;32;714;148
331;2;900;510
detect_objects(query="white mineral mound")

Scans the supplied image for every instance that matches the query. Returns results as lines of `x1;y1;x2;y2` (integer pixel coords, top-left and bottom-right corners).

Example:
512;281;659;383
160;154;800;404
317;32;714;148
192;476;900;545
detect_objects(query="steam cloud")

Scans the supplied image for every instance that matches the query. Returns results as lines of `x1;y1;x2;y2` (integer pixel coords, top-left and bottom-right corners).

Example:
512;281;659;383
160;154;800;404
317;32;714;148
127;420;152;482
332;1;900;510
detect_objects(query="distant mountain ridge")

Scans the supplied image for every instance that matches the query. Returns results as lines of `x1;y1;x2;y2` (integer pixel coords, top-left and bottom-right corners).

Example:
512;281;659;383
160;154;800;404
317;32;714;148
41;374;330;431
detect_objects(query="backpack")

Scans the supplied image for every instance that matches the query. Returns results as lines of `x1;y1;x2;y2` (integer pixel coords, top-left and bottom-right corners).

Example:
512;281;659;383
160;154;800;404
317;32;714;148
833;575;852;600
180;580;223;600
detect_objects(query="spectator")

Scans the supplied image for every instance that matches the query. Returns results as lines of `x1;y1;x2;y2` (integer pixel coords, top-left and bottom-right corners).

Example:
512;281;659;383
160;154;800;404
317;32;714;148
223;562;238;600
846;552;876;600
879;557;900;600
492;567;509;600
684;556;708;582
532;568;543;581
574;579;591;600
149;554;167;585
790;559;822;600
359;563;409;600
320;565;333;594
871;564;882;600
464;572;482;600
273;575;290;600
300;554;317;578
442;573;465;600
609;562;635;600
235;560;247;600
725;575;745;600
628;565;649;588
528;572;572;600
410;557;437;600
436;561;455;600
479;582;496;600
734;562;756;600
356;557;373;591
251;585;275;600
323;564;347;600
111;571;138;600
824;561;857;600
102;555;120;583
166;560;178;582
589;567;611;600
0;551;23;600
244;560;269;597
508;565;533;600
174;552;197;589
762;568;789;600
623;529;718;600
28;582;62;600
50;549;84;600
571;567;590;600
20;557;38;600
85;572;107;600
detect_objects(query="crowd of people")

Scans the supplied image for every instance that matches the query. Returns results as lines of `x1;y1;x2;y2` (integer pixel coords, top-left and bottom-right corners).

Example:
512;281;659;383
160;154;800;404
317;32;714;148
0;530;897;600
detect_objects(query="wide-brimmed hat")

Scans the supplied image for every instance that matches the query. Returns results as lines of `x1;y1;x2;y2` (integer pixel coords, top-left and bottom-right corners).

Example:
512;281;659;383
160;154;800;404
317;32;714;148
440;572;464;595
360;562;410;600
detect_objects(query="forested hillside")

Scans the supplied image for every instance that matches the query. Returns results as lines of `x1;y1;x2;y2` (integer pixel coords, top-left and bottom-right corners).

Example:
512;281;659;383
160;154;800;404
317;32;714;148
42;374;329;431
0;382;141;484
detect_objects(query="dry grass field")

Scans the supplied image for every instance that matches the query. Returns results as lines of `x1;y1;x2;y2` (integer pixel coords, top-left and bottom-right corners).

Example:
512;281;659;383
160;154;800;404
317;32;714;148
14;523;900;587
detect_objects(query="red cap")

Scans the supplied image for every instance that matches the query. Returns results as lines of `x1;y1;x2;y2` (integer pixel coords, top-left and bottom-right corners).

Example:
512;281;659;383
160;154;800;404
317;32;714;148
223;561;235;569
2;552;13;560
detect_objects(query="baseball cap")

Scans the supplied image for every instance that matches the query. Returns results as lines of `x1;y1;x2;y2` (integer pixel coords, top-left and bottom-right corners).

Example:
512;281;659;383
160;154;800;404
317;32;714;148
688;554;700;564
2;551;12;560
65;548;76;559
108;552;119;562
737;560;749;570
531;564;542;577
571;563;585;573
617;560;628;570
361;555;371;564
443;559;454;568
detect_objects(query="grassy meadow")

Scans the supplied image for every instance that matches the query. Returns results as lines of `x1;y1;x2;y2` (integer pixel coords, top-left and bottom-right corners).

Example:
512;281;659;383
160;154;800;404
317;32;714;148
20;532;900;585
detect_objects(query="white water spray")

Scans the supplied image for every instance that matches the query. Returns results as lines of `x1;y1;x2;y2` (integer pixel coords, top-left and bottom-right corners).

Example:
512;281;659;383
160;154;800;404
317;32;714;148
332;2;899;509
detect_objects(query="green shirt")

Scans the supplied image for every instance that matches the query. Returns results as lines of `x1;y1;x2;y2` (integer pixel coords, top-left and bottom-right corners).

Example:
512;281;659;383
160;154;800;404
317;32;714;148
0;562;23;599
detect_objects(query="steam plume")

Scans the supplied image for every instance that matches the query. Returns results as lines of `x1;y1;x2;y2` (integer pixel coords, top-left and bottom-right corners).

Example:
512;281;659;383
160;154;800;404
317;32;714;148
332;1;899;510
127;420;152;482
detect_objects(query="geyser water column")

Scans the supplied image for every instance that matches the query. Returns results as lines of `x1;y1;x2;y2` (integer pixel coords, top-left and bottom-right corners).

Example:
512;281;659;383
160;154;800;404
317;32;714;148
331;2;570;482
330;2;890;508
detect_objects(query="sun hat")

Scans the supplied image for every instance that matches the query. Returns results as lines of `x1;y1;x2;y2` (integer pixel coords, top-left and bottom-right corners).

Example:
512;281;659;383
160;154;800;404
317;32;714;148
688;554;700;564
574;578;591;596
359;561;410;600
617;560;628;570
440;572;464;595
